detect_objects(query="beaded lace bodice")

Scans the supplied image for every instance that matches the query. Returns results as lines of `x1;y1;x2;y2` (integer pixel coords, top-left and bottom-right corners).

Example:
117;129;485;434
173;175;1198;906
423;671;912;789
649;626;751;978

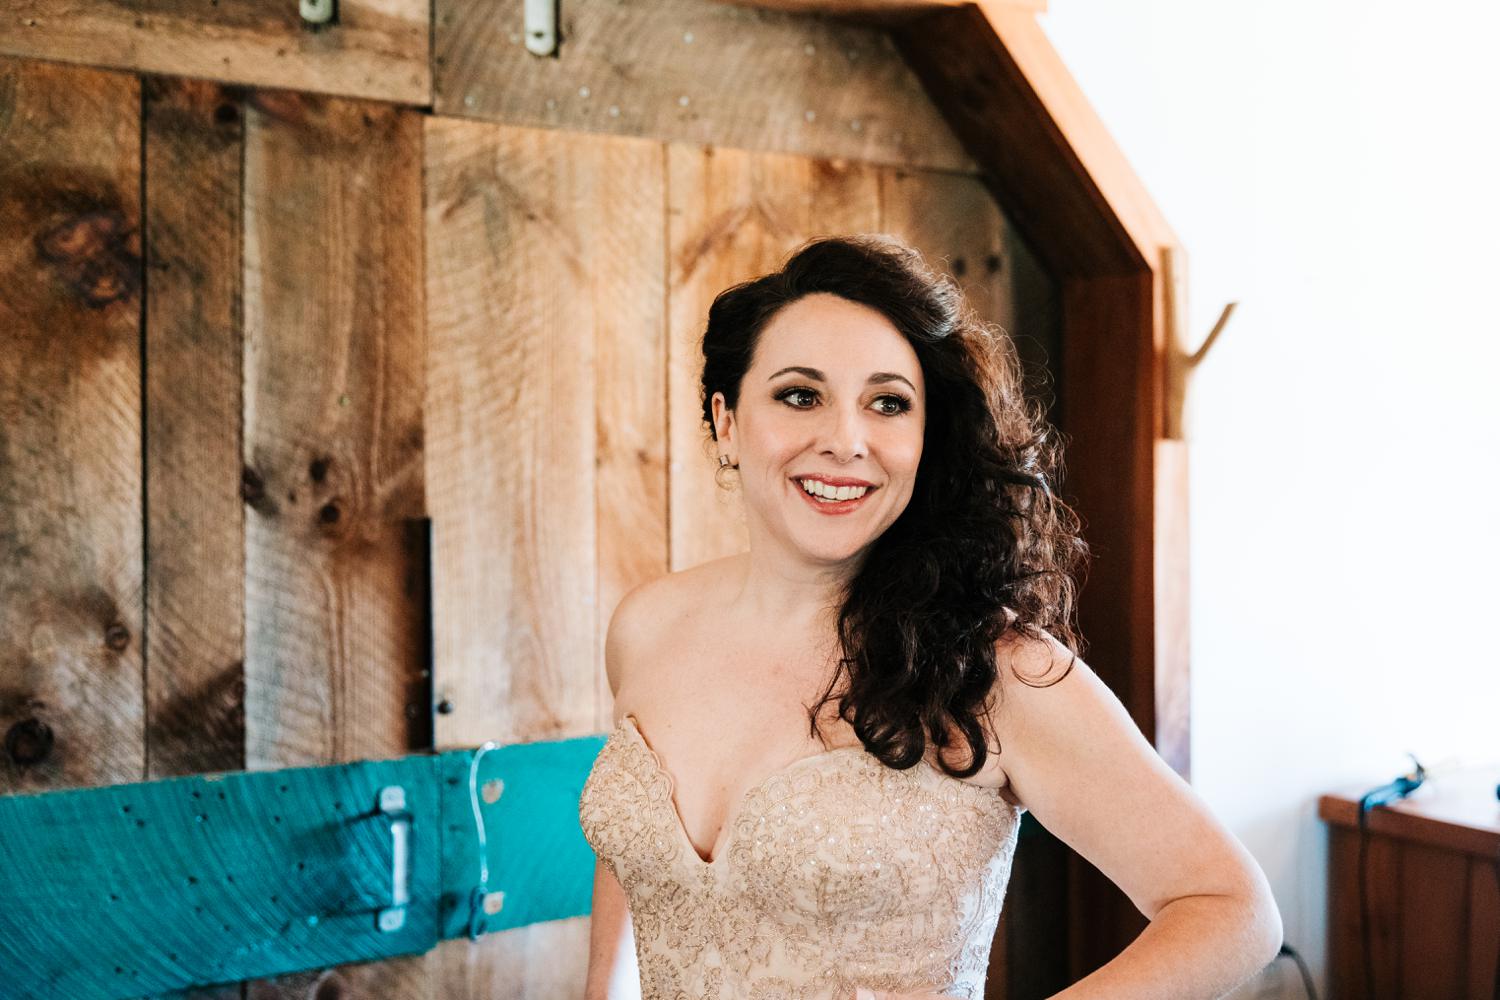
578;712;1025;1000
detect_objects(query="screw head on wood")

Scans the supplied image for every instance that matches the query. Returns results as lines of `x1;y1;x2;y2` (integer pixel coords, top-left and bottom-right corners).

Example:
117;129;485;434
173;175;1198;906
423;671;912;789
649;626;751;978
299;0;335;25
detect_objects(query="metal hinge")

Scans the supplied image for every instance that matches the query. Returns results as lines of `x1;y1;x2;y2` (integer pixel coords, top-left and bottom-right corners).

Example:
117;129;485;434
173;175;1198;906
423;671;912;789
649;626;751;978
524;0;558;56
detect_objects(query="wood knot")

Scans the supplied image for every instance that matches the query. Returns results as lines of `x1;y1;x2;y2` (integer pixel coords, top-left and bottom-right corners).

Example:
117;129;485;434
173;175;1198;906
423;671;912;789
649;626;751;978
105;622;131;651
4;717;54;766
35;208;140;307
313;971;346;1000
242;465;265;503
241;465;277;515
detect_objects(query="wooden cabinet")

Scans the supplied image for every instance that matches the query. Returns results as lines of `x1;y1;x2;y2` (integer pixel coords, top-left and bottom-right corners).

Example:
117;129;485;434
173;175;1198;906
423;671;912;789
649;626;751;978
1319;767;1500;999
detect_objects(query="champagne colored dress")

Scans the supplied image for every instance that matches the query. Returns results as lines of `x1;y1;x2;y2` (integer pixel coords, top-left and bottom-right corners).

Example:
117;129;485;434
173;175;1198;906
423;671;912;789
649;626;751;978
578;712;1025;1000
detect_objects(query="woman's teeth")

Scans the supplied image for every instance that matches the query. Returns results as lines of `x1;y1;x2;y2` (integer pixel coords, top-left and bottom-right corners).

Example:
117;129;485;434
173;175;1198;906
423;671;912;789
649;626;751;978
798;479;870;502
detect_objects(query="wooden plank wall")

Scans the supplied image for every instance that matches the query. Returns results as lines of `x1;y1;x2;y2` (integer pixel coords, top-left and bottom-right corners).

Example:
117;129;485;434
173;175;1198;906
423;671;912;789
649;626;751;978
1;57;434;999
2;1;1066;996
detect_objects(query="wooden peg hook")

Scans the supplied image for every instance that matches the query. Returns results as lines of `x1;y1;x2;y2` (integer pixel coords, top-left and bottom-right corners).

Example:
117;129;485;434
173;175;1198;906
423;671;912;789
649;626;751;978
1162;244;1236;440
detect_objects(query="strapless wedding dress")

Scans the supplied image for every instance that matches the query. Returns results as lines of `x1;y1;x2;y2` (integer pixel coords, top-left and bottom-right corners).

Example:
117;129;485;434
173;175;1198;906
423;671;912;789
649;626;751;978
578;712;1025;1000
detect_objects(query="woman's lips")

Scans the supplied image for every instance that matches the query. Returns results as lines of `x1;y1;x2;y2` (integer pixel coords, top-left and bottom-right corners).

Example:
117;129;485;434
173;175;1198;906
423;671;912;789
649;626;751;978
792;479;877;515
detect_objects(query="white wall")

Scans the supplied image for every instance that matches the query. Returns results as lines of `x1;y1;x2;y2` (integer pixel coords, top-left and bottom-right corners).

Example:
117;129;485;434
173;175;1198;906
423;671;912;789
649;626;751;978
1036;1;1500;996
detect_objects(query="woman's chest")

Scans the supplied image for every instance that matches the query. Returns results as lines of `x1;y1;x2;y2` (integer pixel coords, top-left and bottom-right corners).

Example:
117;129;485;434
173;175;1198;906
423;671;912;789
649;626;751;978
579;719;1019;919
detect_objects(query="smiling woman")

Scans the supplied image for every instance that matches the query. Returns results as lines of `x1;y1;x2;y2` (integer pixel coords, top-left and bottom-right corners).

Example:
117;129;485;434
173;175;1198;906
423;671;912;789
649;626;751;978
699;236;1089;779
711;294;929;561
578;234;1281;1000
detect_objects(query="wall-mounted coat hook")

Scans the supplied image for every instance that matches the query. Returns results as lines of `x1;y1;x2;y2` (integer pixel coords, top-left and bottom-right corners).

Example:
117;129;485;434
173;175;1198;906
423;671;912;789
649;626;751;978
1163;244;1237;441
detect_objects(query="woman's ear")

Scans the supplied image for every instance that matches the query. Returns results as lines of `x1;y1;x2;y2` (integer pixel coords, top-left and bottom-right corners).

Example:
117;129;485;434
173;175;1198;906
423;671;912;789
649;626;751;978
710;391;734;449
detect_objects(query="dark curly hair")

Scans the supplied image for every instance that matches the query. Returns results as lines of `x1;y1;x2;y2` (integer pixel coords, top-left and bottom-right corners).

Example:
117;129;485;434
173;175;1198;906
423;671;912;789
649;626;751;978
699;233;1091;779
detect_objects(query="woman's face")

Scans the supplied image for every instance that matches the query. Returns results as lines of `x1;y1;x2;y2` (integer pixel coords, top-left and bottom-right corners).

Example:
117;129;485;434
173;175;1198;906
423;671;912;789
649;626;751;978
711;292;926;567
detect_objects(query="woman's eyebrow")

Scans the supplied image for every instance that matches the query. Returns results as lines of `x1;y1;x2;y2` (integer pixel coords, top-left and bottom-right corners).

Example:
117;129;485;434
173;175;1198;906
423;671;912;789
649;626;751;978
766;365;916;392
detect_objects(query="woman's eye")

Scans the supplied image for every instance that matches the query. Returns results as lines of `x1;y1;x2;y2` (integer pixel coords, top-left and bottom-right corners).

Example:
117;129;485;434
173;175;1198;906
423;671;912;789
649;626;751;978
776;388;912;414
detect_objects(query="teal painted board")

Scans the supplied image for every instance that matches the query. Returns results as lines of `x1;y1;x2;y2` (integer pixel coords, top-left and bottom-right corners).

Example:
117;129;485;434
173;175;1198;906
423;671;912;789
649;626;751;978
0;757;441;999
0;732;612;998
438;731;607;938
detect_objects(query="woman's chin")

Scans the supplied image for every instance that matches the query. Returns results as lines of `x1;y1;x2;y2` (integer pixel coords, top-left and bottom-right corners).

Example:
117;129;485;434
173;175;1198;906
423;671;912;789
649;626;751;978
790;534;877;567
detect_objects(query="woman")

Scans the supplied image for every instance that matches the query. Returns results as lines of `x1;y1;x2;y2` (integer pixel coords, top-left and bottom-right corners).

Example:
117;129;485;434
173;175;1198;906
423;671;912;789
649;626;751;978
579;235;1281;1000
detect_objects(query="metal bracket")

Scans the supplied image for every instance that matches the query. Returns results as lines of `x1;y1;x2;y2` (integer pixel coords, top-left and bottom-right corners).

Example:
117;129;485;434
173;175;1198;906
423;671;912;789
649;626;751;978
299;0;336;25
375;785;412;933
524;0;558;56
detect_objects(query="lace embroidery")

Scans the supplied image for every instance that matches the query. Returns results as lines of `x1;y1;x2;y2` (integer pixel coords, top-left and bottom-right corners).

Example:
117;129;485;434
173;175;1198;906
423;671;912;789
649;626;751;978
578;715;1025;1000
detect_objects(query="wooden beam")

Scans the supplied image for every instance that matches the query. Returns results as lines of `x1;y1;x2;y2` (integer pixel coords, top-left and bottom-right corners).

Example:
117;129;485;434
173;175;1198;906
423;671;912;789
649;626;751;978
436;0;977;173
889;4;1176;277
970;4;1177;263
0;0;430;105
718;0;1048;20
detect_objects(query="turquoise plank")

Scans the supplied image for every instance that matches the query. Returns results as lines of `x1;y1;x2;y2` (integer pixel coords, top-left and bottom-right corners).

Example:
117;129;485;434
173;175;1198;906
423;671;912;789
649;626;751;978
0;731;612;998
438;731;607;938
0;757;440;999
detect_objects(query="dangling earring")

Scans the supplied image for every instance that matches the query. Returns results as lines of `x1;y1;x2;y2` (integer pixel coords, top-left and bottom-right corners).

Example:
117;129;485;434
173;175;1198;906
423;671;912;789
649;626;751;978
718;455;737;469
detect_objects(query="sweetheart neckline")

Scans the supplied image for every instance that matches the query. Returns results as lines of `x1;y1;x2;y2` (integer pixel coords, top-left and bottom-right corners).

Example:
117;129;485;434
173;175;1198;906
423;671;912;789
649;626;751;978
618;712;871;868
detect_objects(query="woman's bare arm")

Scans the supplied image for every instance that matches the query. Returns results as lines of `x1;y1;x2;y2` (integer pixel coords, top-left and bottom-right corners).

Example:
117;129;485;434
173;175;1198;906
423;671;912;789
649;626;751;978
583;858;638;1000
990;630;1283;999
582;580;658;999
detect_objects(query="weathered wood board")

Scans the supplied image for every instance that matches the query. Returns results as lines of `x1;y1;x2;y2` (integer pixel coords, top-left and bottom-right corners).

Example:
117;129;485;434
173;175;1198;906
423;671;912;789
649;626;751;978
422;116;671;994
239;86;427;771
0;57;146;794
434;0;976;172
143;75;249;782
0;0;429;105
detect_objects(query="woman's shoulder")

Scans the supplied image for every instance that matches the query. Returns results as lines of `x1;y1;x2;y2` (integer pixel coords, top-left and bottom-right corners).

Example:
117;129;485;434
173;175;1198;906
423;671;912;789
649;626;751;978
936;618;1076;802
604;554;742;702
611;554;738;632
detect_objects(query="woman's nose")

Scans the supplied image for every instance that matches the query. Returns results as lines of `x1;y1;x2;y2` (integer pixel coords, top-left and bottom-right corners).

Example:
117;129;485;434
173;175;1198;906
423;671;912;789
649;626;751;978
819;403;868;461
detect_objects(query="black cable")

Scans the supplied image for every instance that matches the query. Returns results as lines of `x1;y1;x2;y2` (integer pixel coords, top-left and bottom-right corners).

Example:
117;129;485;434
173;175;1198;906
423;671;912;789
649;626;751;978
1354;754;1427;1000
1276;942;1318;1000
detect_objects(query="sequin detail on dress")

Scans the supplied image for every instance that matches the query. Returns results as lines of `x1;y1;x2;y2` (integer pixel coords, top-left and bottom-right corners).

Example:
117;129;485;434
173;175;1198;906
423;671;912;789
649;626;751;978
578;714;1025;1000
